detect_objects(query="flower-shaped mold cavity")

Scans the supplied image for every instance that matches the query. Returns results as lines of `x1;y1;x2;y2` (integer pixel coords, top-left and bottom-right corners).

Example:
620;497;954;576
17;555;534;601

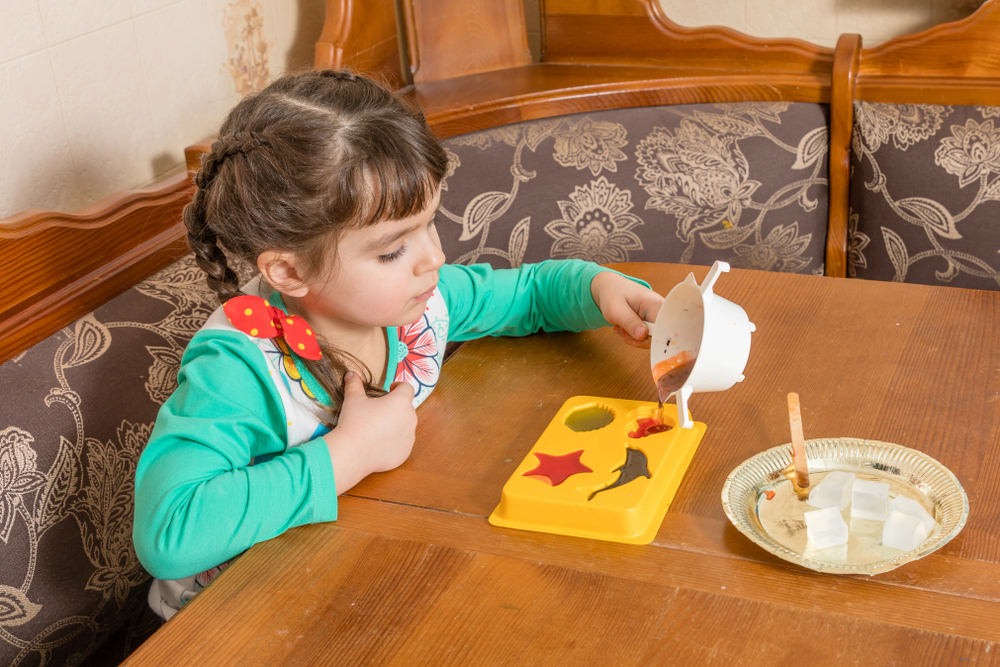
564;404;615;432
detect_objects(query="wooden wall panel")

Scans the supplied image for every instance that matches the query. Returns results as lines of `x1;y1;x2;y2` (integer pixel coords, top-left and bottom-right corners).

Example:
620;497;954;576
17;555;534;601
314;0;406;89
403;0;532;84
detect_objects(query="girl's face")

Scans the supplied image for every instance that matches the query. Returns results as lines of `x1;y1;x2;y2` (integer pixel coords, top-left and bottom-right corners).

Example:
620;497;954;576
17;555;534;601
298;187;445;334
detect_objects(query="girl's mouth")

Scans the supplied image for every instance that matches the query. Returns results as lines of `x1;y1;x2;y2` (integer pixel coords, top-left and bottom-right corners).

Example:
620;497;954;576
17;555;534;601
413;287;436;302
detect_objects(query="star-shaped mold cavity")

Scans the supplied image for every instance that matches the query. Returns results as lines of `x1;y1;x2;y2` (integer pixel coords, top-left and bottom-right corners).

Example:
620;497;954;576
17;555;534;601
522;450;593;486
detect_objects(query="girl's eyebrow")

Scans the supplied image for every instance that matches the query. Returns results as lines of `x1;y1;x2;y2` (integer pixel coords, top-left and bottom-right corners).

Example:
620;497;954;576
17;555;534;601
364;220;423;252
364;200;440;252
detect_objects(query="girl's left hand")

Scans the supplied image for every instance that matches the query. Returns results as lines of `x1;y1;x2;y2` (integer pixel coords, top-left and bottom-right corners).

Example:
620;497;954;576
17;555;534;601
590;271;663;349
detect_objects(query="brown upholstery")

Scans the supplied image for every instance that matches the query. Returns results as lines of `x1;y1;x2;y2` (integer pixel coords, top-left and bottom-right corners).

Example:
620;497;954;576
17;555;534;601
437;103;831;275
0;256;223;667
848;102;1000;289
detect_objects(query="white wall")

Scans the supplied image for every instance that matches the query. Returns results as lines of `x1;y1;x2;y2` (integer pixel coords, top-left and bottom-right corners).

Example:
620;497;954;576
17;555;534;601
0;0;984;219
657;0;984;48
0;0;323;219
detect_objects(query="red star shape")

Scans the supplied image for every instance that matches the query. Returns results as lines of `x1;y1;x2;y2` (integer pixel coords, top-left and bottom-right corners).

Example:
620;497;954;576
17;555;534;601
522;450;592;486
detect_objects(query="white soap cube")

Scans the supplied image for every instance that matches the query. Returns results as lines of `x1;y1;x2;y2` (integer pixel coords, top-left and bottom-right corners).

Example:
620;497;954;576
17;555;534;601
889;495;936;534
851;479;890;521
804;506;849;549
807;471;856;511
882;510;930;551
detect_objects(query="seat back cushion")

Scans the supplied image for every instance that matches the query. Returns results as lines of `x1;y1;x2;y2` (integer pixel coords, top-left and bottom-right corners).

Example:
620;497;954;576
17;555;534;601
0;255;227;666
849;101;1000;289
437;102;830;275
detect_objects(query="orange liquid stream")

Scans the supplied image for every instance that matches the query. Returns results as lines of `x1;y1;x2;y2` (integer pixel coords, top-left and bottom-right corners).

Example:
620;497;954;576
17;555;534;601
652;350;696;403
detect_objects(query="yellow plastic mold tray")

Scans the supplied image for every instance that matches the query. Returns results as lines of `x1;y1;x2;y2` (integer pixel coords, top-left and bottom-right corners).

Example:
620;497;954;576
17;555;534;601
488;395;706;544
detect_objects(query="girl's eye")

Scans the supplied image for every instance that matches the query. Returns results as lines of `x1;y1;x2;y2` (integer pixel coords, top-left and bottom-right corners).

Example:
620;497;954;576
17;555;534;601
379;245;407;263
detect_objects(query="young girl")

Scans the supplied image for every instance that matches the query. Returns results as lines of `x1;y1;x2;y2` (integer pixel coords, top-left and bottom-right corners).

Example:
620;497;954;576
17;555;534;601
133;69;662;620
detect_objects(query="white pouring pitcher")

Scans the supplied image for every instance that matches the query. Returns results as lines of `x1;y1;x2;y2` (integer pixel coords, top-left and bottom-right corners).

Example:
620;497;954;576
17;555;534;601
648;261;755;429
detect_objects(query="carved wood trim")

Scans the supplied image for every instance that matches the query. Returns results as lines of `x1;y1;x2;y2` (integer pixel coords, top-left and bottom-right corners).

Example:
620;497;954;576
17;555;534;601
854;79;1000;106
827;33;862;279
0;173;194;364
413;64;829;139
543;1;833;74
853;0;1000;103
859;0;1000;80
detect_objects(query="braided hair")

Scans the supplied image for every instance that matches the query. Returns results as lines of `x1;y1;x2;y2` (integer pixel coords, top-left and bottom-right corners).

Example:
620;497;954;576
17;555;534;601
183;69;449;426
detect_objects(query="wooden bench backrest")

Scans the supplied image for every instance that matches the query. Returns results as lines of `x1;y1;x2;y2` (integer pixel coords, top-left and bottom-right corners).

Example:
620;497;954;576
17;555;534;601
20;0;999;364
314;0;833;133
0;173;193;363
825;0;1000;277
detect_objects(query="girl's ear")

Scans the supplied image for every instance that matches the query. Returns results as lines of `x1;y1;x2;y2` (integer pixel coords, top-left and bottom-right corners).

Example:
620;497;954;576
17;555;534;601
257;250;310;298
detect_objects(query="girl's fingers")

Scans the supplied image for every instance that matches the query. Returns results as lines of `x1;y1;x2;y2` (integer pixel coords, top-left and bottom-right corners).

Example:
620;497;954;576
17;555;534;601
613;324;652;349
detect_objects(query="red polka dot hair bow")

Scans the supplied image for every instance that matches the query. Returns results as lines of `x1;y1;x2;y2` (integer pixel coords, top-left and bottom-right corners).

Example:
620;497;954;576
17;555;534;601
223;295;323;360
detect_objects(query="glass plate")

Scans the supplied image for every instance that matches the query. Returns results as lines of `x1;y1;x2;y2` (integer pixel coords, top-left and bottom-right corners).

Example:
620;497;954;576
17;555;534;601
721;438;969;575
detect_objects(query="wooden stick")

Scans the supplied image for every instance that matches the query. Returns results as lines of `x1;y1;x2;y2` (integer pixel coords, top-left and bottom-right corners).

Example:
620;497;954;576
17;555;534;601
787;392;810;489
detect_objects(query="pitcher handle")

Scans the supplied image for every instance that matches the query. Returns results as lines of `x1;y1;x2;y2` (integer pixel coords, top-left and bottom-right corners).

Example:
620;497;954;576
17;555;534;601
700;261;731;302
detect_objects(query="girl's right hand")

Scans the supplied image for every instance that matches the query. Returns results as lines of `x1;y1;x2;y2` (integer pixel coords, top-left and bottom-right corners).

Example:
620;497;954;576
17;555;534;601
323;371;417;494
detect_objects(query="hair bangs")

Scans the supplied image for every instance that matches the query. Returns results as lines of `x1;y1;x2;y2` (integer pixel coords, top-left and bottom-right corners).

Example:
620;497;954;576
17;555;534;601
352;142;443;227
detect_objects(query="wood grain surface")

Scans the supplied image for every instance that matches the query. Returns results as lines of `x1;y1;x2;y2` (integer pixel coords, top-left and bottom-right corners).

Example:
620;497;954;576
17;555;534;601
124;263;1000;666
404;0;532;84
314;0;406;89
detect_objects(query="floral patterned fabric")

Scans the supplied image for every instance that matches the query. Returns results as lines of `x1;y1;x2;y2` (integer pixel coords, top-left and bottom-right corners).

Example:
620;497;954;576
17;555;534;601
437;102;831;276
849;102;1000;289
0;255;229;667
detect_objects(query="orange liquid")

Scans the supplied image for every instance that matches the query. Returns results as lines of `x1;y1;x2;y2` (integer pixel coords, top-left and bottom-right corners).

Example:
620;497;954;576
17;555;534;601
652;351;696;403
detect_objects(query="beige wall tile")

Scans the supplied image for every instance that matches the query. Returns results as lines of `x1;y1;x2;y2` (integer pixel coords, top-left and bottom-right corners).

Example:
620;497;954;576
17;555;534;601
745;0;840;43
658;0;980;46
0;1;47;64
837;0;931;44
268;0;325;75
130;0;186;17
134;0;238;174
37;0;132;45
661;1;747;33
0;52;82;217
48;22;158;204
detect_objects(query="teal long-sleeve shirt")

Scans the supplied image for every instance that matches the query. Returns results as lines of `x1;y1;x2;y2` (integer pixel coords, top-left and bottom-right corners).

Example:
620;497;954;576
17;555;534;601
133;260;645;580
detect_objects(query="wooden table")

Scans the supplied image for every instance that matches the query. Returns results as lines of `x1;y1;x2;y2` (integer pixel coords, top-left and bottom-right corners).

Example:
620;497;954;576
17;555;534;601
125;264;1000;666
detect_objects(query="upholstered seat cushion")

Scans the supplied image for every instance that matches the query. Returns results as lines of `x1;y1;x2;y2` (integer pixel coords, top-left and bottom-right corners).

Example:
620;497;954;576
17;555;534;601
437;102;831;275
849;101;1000;289
0;255;223;667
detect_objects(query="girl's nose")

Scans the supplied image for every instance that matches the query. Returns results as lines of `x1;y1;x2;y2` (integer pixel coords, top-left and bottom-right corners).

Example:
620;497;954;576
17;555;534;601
416;228;446;274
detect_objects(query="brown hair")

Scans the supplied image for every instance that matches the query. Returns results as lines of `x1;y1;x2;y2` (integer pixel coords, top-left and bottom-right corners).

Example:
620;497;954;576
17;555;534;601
184;69;449;426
